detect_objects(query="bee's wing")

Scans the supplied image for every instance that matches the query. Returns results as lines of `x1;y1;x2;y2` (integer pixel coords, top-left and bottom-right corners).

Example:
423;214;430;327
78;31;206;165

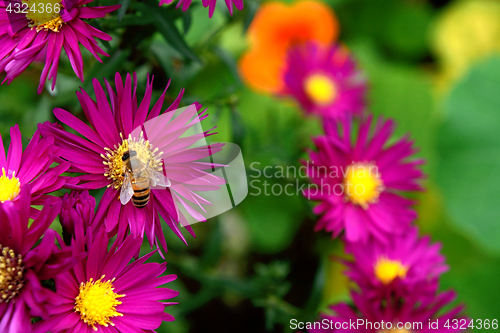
120;174;134;205
148;168;171;188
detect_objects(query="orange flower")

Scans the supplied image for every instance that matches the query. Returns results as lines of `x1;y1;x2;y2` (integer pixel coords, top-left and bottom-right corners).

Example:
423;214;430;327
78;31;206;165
239;0;339;93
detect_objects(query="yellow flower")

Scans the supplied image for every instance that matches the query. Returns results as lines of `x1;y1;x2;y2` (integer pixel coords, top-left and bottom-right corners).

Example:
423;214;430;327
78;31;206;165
432;0;500;91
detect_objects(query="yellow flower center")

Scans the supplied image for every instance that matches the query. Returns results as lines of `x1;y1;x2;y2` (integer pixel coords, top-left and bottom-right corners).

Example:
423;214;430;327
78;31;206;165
101;132;163;190
74;276;124;330
344;163;384;209
0;245;24;303
23;0;64;32
0;168;21;203
304;74;337;105
374;258;408;285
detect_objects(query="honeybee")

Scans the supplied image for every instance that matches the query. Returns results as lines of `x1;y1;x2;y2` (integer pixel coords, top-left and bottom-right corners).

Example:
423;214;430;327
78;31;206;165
120;150;171;208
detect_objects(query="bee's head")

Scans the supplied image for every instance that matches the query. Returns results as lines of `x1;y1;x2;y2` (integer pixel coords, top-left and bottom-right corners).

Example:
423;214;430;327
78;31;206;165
122;150;137;162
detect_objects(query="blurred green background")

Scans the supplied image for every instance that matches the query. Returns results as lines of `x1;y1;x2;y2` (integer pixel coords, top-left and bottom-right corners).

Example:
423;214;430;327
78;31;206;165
1;0;500;331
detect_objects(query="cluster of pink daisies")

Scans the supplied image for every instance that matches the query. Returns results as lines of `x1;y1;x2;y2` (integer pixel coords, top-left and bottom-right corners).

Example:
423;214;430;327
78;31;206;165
279;39;468;331
0;71;226;332
244;14;468;328
305;117;467;330
0;1;239;332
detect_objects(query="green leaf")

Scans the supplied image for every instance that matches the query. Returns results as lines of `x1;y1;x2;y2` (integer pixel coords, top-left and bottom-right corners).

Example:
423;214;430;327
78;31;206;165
241;187;305;254
183;4;225;46
138;2;201;63
431;220;500;321
82;48;131;92
381;1;433;59
181;9;193;35
213;46;242;86
0;76;39;137
243;0;259;31
105;14;153;27
436;56;500;255
117;0;131;22
336;0;434;61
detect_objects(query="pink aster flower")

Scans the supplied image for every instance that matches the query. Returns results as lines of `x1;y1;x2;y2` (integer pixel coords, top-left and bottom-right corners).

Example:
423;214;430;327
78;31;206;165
281;42;367;120
0;124;74;218
159;0;243;18
0;185;80;333
34;225;179;333
305;116;425;243
40;72;225;253
310;290;466;333
0;0;120;94
343;227;448;302
60;190;96;237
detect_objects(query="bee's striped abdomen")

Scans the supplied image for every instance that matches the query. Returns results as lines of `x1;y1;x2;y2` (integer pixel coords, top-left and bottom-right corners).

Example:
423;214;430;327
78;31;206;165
132;178;150;208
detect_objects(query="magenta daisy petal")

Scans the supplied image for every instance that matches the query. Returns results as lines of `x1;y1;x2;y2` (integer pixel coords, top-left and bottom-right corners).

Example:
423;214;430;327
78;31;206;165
0;124;75;218
0;0;120;94
281;42;367;120
34;226;179;333
343;227;448;302
305;115;425;243
310;289;466;333
39;72;225;253
0;185;80;333
160;0;244;18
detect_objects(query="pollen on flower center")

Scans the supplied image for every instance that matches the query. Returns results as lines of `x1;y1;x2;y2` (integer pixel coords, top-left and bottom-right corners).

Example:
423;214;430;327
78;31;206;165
0;168;21;203
343;163;384;209
101;132;163;190
23;0;64;32
74;276;124;330
304;74;337;105
374;258;408;285
0;245;24;303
